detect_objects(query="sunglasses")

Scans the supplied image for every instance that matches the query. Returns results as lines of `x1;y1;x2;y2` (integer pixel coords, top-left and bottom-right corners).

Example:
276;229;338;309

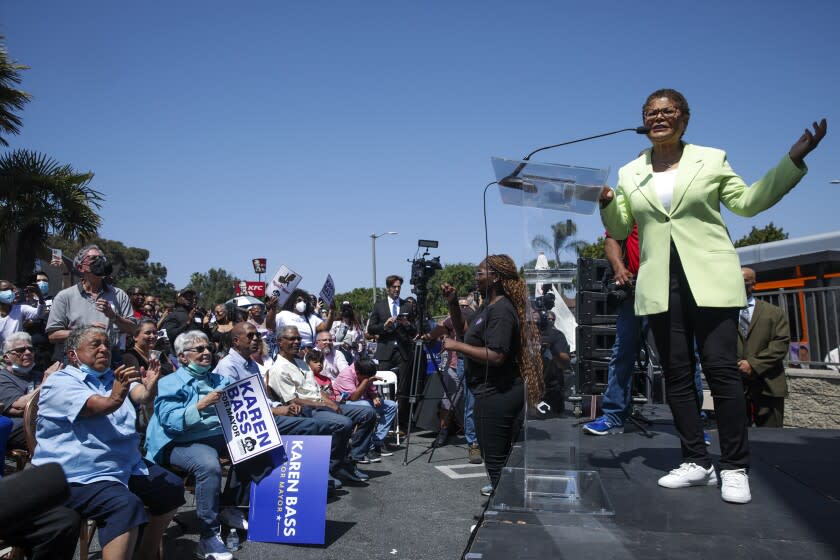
185;345;211;353
9;345;34;354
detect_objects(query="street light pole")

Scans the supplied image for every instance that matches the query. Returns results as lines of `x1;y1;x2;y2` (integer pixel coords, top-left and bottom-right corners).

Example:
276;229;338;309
371;231;398;307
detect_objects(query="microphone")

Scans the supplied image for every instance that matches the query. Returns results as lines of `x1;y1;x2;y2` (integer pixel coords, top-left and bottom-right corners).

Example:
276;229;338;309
499;126;650;189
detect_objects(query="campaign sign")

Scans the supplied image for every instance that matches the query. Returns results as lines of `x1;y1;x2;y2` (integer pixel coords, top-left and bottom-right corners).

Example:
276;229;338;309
248;436;331;544
269;265;303;306
319;274;335;307
214;375;283;464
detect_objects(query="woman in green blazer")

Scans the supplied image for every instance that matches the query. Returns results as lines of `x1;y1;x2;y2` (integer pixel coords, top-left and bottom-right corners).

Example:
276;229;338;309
599;88;826;504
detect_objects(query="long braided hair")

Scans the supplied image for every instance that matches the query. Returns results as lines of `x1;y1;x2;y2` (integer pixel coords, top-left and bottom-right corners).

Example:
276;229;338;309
485;254;544;407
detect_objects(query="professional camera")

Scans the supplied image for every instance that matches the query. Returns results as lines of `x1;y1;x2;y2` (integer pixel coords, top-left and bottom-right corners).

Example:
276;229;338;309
533;285;556;332
410;255;442;288
606;278;635;306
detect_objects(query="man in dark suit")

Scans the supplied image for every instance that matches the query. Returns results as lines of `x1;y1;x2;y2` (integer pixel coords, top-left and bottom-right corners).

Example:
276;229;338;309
737;268;790;427
367;274;417;432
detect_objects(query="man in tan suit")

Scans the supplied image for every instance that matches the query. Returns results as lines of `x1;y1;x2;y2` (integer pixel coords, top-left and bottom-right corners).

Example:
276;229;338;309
737;268;790;427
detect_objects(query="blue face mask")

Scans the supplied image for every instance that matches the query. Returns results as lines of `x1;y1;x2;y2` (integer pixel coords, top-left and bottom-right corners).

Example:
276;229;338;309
79;363;112;379
0;290;14;304
186;362;212;376
36;281;49;295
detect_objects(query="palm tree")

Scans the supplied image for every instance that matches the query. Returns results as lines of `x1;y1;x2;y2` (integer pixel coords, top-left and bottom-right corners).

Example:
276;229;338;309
0;35;31;146
531;220;586;266
0;149;103;281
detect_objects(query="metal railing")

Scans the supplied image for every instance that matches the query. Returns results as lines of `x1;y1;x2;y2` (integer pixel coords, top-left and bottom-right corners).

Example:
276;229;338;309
755;285;840;370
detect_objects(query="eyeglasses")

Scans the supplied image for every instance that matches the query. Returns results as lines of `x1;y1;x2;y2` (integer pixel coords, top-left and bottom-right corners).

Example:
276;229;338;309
9;346;34;354
185;345;211;353
643;107;680;120
243;332;261;340
282;336;302;341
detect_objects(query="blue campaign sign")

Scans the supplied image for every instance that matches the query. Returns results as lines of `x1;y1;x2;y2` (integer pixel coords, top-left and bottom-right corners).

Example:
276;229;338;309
248;435;331;544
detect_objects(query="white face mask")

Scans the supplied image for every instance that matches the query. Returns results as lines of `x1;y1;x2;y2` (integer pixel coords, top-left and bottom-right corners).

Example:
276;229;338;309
295;301;307;314
11;362;35;375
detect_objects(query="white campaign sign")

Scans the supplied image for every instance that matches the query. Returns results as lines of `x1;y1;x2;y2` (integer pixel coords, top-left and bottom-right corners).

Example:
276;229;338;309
214;374;283;464
269;265;303;307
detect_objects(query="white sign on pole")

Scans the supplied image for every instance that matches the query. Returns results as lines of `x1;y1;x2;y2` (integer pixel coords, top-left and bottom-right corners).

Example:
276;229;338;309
269;265;302;306
214;374;283;464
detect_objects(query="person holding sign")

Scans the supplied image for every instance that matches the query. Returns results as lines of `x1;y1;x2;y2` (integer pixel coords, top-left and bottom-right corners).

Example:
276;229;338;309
145;330;320;560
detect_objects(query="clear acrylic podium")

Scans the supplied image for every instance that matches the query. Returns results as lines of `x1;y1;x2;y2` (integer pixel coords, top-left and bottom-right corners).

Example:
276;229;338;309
487;156;614;515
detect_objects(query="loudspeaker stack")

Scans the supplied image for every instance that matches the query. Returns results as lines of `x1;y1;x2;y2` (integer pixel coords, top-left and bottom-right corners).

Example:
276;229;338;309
575;258;617;395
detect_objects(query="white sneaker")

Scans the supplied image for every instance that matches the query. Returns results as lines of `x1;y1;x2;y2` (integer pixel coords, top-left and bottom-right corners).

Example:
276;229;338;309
658;462;718;488
720;468;751;504
195;534;233;560
219;507;248;530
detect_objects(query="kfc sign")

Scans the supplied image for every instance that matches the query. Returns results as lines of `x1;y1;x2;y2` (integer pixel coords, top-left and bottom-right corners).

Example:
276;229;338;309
235;281;266;297
252;258;267;274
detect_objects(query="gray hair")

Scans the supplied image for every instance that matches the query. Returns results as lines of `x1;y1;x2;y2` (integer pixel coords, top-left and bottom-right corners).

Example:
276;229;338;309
73;244;104;270
174;331;210;356
65;326;108;353
3;332;33;354
279;325;300;338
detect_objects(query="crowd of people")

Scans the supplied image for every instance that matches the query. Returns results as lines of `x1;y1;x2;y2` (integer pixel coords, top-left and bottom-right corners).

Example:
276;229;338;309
3;243;538;560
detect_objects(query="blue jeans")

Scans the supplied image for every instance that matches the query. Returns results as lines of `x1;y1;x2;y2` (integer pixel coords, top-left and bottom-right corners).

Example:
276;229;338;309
601;298;643;426
167;435;228;538
305;404;375;464
458;358;477;445
342;399;398;446
338;402;377;460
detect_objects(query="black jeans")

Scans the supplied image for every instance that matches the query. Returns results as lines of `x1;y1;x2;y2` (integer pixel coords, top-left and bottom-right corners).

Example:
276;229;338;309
648;246;750;471
474;379;524;488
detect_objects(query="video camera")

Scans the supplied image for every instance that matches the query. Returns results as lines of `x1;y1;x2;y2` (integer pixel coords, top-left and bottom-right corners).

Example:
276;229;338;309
409;240;442;293
533;284;556;332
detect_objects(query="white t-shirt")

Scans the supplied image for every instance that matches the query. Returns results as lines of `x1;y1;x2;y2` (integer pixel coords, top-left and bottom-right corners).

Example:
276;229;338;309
653;168;678;212
0;303;44;349
275;310;323;347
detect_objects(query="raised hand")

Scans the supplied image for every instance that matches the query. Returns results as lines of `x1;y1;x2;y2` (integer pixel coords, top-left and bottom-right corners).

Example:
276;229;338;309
789;118;827;167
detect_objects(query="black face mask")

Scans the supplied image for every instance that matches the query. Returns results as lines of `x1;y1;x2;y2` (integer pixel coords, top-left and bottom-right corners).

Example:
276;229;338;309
88;255;113;277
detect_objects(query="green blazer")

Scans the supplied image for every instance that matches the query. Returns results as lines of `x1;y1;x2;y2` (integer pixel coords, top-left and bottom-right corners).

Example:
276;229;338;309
600;144;807;316
737;299;790;398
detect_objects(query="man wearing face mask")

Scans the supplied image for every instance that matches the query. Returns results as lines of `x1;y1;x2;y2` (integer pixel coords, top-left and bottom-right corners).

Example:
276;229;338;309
0;279;47;352
46;245;136;362
32;325;184;560
0;332;62;452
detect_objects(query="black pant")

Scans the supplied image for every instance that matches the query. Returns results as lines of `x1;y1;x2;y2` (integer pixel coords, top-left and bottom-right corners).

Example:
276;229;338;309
380;353;416;431
474;379;524;488
0;505;80;560
648;246;750;471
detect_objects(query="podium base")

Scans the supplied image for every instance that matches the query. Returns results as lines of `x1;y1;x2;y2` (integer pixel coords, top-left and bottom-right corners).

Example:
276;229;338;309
489;467;614;515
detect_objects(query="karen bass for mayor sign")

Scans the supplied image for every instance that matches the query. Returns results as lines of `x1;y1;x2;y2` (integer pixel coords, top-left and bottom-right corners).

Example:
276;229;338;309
214;374;282;464
248;436;331;544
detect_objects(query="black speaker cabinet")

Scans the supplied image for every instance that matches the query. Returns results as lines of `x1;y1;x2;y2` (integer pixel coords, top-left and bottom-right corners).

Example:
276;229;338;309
576;325;617;360
576;359;610;394
577;258;612;292
576;291;618;325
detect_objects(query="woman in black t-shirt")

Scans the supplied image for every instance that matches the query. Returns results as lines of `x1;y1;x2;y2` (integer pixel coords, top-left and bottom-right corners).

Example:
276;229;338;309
441;254;543;492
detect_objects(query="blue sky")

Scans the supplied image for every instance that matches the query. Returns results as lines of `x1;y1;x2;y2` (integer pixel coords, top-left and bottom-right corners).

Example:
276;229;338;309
3;1;838;296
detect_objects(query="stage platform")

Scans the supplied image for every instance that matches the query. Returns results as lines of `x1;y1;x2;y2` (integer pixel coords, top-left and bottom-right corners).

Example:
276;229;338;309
466;405;840;559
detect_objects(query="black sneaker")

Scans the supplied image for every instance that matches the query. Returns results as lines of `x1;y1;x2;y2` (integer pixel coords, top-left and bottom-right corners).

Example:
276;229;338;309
374;445;394;457
356;453;381;464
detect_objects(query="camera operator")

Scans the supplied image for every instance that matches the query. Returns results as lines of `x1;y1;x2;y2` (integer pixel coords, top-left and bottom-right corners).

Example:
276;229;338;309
0;279;48;352
582;226;642;436
367;274;417;433
159;287;211;343
534;307;571;413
